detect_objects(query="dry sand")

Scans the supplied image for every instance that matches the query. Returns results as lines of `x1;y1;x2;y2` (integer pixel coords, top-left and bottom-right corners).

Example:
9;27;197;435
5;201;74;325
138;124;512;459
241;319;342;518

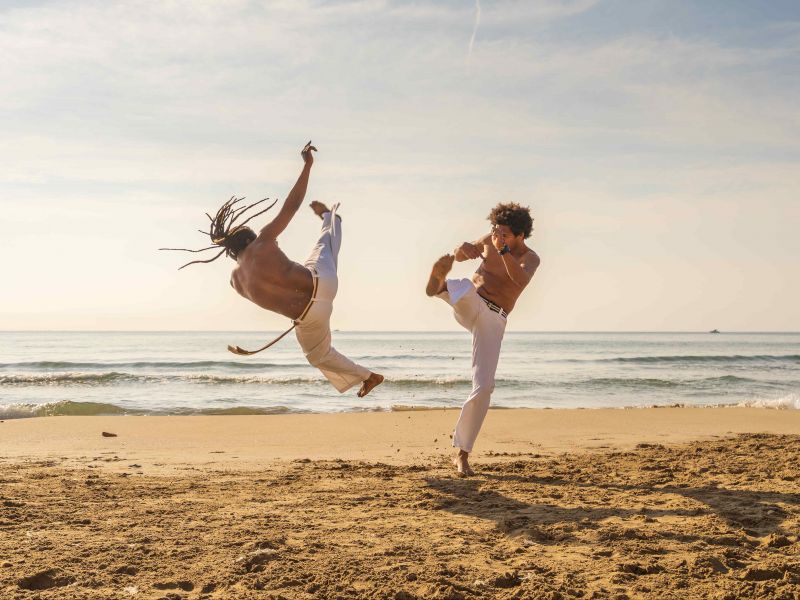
2;407;800;599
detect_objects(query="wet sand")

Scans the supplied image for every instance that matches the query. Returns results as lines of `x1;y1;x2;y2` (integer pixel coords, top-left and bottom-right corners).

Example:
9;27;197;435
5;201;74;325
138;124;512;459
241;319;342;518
2;407;800;598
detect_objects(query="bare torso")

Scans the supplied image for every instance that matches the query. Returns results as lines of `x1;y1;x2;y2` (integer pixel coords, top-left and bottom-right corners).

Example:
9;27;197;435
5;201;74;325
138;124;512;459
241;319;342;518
229;237;314;321
472;244;539;314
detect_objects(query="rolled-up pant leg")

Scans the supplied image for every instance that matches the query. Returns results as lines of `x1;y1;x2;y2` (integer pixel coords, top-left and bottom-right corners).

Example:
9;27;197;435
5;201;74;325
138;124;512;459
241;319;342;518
295;206;371;393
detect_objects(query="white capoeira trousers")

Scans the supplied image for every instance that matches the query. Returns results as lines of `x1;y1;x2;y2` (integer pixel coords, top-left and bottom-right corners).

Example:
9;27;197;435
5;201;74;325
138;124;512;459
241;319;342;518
437;279;507;453
294;205;371;393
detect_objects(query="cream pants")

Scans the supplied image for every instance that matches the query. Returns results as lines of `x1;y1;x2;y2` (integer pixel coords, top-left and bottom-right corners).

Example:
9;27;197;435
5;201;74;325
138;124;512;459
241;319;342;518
437;278;507;453
294;205;371;392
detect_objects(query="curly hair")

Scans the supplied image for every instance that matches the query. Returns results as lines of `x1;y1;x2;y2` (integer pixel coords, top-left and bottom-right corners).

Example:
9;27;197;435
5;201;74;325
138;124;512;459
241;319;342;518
487;202;533;239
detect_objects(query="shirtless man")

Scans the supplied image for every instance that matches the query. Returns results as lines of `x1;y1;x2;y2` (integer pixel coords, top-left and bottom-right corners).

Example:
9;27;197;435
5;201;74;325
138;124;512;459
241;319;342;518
425;203;540;475
166;142;383;397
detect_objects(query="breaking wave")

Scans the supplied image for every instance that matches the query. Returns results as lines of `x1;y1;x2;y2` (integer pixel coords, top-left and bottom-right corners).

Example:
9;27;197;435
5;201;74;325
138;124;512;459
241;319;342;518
0;400;303;419
570;354;800;364
0;372;485;387
0;360;299;370
737;393;800;410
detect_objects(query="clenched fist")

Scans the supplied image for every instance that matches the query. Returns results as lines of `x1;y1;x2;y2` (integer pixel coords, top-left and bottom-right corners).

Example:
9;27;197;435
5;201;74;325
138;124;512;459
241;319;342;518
456;242;483;260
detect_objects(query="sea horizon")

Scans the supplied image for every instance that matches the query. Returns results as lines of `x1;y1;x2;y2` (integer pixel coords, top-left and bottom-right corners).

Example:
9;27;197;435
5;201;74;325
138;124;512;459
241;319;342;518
3;329;799;334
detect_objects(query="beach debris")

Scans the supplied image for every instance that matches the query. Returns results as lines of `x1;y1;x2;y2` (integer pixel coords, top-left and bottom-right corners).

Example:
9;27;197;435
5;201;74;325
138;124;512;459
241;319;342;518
101;431;118;437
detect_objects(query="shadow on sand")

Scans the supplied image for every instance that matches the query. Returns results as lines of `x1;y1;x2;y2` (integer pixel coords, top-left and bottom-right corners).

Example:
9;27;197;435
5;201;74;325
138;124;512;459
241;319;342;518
424;460;800;543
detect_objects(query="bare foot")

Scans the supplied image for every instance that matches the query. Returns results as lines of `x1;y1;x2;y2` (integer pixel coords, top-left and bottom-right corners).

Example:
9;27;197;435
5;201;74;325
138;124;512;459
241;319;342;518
309;200;328;219
426;254;454;297
357;372;384;398
453;450;475;477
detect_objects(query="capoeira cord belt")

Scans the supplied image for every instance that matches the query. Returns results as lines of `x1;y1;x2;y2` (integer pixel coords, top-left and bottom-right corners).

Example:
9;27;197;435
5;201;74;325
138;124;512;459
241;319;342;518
227;270;319;356
479;295;509;319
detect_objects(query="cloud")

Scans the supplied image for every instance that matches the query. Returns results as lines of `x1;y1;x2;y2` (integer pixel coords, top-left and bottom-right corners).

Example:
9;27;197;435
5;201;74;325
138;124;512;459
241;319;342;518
478;0;600;24
1;0;798;330
468;0;481;58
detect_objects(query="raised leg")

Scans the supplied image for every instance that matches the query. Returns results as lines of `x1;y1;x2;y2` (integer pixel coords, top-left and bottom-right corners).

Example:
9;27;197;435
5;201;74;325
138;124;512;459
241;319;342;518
304;203;342;281
426;254;454;297
299;203;379;395
309;200;328;219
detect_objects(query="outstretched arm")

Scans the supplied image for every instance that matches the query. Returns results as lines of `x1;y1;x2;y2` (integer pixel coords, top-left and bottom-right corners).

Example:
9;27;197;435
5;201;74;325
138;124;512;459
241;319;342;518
259;142;316;240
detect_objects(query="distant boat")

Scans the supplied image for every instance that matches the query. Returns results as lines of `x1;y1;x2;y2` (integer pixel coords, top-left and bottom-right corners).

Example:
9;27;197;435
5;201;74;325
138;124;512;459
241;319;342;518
709;329;720;334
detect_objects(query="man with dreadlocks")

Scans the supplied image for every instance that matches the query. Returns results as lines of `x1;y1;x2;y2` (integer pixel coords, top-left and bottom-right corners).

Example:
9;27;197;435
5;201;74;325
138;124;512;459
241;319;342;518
425;203;540;476
164;142;384;398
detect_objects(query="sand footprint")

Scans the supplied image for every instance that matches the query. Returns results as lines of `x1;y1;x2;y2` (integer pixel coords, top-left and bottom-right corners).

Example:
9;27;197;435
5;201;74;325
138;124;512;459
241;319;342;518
17;568;75;591
153;580;194;592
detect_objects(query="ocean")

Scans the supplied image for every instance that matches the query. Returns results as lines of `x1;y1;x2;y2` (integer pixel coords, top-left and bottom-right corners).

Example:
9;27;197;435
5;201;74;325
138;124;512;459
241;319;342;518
1;331;798;418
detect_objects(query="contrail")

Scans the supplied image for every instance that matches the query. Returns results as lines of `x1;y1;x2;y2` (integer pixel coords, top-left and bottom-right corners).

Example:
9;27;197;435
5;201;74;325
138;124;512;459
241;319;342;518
468;0;481;57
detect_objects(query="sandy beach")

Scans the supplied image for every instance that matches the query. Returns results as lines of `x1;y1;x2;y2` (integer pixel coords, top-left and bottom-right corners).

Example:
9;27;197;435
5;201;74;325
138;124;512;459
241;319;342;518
2;407;800;599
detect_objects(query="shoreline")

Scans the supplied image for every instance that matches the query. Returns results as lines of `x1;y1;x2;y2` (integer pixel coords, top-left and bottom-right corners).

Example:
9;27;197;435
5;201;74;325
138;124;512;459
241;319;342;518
2;406;800;473
2;397;798;420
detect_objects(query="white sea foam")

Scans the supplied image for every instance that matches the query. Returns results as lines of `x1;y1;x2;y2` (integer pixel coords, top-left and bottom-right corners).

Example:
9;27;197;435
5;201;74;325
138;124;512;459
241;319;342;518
737;393;800;410
0;403;39;419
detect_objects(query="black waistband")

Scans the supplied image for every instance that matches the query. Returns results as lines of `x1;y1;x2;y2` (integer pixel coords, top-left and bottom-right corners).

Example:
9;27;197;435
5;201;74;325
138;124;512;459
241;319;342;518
479;295;508;318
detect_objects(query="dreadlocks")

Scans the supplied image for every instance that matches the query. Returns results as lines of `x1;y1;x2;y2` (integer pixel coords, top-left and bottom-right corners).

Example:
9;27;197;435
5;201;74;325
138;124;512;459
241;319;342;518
160;196;278;269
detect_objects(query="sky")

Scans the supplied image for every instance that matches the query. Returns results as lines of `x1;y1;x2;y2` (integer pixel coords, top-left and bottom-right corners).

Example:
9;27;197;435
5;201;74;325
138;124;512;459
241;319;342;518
1;0;798;331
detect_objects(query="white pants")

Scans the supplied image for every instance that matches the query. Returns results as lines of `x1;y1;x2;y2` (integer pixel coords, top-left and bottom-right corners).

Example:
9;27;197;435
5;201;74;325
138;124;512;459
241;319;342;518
438;279;507;453
294;205;371;393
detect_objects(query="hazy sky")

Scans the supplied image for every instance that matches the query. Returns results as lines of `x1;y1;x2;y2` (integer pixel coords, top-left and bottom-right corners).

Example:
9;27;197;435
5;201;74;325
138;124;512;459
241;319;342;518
2;0;798;331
